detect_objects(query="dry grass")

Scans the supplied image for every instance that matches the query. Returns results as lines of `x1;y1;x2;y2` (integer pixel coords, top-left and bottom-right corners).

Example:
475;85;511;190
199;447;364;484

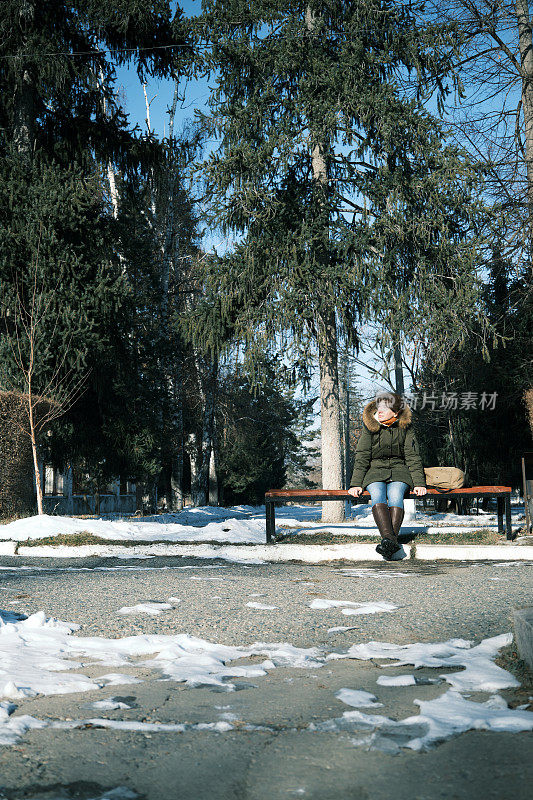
495;642;533;709
276;528;505;545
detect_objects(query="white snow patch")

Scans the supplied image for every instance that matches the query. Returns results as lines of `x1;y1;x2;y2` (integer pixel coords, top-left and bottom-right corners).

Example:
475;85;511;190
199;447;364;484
0;608;325;745
0;701;46;745
87;790;138;800
1;502;523;549
98;674;143;686
91;699;132;710
310;599;398;615
311;690;533;752
246;602;278;611
335;688;383;708
117;600;179;615
339;568;410;578
51;718;233;734
328;633;518;692
327;626;357;634
377;675;417;687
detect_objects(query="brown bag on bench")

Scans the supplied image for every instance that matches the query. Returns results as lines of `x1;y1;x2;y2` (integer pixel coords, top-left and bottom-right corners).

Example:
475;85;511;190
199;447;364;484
424;467;465;493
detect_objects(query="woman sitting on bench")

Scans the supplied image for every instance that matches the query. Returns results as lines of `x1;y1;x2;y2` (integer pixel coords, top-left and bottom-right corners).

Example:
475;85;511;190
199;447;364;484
348;390;427;560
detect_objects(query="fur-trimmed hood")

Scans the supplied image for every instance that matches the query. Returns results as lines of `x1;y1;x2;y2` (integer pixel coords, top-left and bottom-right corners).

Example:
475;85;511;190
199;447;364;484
362;399;412;432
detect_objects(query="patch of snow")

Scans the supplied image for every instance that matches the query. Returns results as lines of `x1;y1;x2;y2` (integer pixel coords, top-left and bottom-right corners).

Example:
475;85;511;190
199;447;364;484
339;568;410;578
98;674;143;686
311;690;533;752
377;675;416;687
246;602;278;611
0;701;46;746
50;718;234;734
335;688;383;708
1;501;524;548
310;599;398;615
91;699;132;710
117;602;175;616
328;633;518;692
87;790;138;800
327;626;357;634
0;608;325;745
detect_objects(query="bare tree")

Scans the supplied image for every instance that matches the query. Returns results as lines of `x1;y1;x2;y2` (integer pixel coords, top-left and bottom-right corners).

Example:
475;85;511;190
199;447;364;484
0;246;88;514
430;0;533;266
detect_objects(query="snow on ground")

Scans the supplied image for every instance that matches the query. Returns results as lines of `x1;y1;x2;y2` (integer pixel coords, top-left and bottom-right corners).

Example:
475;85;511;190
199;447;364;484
310;599;398;615
335;688;383;708
338;568;411;578
0;607;531;752
91;698;132;710
117;599;180;615
246;602;279;611
312;690;533;753
328;633;519;692
0;501;525;545
0;608;323;703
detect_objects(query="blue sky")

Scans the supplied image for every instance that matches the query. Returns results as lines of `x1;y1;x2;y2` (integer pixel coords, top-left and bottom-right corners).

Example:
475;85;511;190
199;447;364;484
115;1;207;140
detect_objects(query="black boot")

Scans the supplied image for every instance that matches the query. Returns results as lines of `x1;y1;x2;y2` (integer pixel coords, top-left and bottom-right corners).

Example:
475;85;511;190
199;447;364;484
372;503;400;560
376;538;402;560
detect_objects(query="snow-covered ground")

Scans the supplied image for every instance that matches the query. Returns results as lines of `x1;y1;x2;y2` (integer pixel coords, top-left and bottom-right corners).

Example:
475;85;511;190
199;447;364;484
0;501;526;545
1;607;532;752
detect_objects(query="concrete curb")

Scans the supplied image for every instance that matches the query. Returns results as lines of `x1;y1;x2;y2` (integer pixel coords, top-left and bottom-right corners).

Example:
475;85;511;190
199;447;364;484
512;607;533;671
3;541;533;563
413;544;533;561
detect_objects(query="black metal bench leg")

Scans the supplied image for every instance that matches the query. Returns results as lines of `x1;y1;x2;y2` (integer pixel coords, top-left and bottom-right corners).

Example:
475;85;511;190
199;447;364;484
497;497;504;536
505;494;512;540
266;501;276;543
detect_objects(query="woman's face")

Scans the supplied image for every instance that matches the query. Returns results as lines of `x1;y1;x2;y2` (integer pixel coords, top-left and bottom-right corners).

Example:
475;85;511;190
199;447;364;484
377;401;395;421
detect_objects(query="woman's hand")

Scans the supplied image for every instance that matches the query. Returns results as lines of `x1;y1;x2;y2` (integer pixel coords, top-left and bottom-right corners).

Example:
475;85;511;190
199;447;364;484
413;486;427;496
348;487;363;497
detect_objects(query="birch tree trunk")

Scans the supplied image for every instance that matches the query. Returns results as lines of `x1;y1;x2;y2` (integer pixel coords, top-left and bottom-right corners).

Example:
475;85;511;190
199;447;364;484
13;2;35;161
208;446;219;506
194;355;218;507
13;65;35;162
170;361;185;511
187;432;202;506
29;424;43;514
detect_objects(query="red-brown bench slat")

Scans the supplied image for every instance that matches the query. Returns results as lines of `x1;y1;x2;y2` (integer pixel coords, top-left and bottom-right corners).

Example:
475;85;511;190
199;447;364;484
264;487;513;543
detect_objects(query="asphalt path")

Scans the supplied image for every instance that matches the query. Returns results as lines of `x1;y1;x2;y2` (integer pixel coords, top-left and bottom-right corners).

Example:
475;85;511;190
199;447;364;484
0;555;532;800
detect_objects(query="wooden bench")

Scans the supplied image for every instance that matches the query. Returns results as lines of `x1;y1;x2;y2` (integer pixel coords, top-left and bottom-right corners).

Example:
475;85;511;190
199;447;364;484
264;486;513;543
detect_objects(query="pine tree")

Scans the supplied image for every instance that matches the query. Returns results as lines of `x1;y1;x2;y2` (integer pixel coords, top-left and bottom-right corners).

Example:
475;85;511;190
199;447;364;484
191;0;497;521
0;2;196;508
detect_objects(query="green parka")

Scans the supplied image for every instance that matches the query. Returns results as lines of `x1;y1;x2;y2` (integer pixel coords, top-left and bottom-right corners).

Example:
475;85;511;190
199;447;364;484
350;400;426;490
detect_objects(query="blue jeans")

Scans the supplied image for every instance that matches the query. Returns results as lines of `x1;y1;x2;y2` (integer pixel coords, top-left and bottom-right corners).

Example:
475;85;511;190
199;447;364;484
366;481;409;509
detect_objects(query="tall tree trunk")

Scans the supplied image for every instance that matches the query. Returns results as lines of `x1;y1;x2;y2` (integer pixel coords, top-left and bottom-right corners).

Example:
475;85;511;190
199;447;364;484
517;0;533;256
306;8;345;522
187;432;202;506
13;65;35;162
30;431;43;515
393;338;405;395
208;446;219;506
13;1;36;162
170;366;185;511
448;416;458;467
195;355;218;507
317;310;345;522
